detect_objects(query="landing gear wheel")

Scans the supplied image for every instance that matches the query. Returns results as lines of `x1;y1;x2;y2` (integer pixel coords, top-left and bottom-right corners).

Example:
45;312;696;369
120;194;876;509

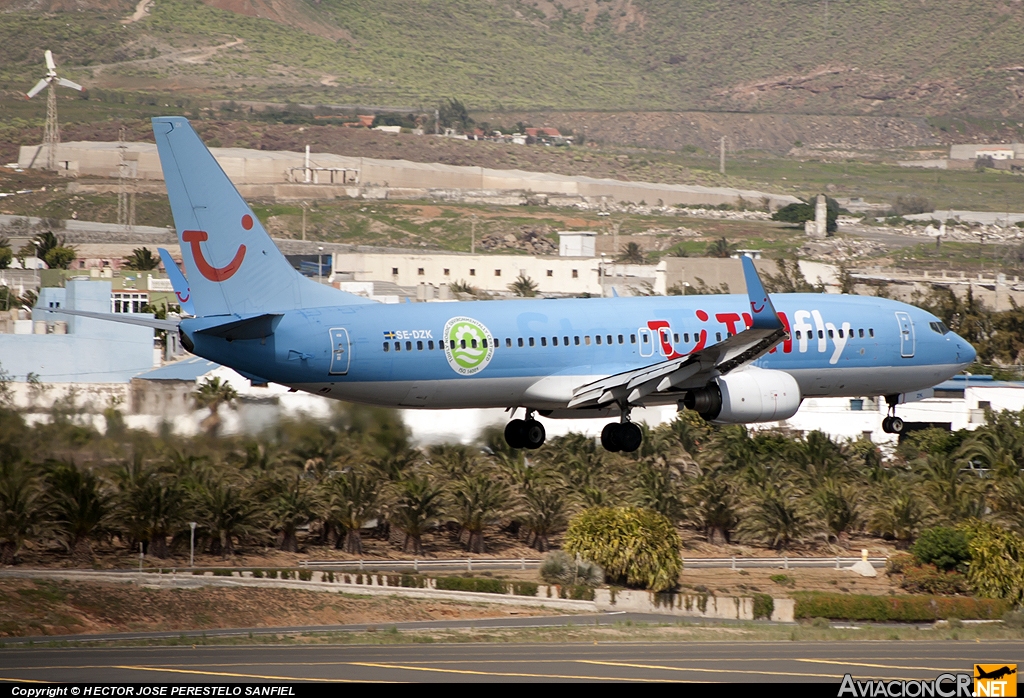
504;419;527;449
618;422;643;452
522;420;546;449
889;416;904;434
881;416;892;433
601;423;621;452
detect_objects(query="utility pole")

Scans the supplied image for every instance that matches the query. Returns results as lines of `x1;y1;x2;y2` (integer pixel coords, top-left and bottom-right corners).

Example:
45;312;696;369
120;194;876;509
301;202;307;241
117;127;135;233
719;136;726;175
435;109;440;136
471;214;476;254
189;521;197;568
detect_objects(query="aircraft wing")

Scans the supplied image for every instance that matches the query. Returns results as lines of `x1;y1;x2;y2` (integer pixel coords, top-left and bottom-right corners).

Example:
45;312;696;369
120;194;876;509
567;256;788;409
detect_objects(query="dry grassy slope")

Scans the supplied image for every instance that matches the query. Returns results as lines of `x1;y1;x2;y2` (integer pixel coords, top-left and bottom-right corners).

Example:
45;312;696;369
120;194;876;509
2;0;1023;118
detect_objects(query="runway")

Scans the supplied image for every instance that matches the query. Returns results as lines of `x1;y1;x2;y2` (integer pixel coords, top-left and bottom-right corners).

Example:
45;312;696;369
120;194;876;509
1;641;1019;683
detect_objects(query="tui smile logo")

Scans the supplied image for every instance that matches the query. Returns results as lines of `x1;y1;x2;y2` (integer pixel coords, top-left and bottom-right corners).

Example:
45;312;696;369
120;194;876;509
181;214;252;282
443;316;494;376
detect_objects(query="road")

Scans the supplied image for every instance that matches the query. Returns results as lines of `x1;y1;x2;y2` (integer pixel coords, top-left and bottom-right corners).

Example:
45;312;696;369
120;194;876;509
1;641;1019;683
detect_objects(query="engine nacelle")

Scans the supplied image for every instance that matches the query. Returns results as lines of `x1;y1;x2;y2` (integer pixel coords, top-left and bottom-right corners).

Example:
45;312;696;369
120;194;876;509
682;367;802;424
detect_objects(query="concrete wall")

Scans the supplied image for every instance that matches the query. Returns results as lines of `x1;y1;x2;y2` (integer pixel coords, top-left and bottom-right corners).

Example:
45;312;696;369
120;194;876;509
21;141;799;210
594;588;795;623
0;279;156;383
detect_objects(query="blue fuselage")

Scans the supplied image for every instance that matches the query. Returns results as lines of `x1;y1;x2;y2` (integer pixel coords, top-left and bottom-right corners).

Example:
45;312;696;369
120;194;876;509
181;292;975;413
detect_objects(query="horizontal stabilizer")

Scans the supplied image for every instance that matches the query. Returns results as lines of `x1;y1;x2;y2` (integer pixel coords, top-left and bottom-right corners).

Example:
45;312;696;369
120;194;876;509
44;308;179;331
195;313;282;341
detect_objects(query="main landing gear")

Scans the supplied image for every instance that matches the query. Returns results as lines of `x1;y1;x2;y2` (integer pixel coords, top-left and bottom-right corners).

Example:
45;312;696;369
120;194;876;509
601;408;643;453
504;410;546;450
881;394;905;434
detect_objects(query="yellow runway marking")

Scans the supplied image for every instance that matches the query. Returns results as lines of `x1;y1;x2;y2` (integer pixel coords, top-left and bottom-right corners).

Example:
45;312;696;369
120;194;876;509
113;665;372;682
349;661;687;682
577;659;843;680
796;659;964;672
0;677;48;683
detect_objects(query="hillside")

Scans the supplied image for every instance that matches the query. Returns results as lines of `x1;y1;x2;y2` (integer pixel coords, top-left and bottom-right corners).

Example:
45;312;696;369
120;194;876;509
1;0;1023;120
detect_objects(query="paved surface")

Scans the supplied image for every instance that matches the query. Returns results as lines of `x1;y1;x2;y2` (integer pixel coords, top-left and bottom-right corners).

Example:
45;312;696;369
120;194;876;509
1;641;1020;683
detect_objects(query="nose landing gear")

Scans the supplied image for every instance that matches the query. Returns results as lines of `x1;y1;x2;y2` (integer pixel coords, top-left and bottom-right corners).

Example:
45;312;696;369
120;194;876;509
881;394;905;434
600;407;643;453
504;409;546;450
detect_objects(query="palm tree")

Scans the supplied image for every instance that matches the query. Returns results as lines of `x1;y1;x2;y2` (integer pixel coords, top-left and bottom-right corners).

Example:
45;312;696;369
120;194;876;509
427;443;480;481
270;475;318;552
737;481;813;550
47;461;111;560
705;236;735;258
0;461;52;564
684;472;738;545
450;473;511;553
193;377;238;436
508;274;538;297
633;460;685;520
811;478;862;546
326;469;380;554
918;453;988;524
112;455;184;558
123;247;161;271
617;242;646;264
521;485;567;552
868;480;931;547
391;476;445;554
193;477;262;558
993;475;1024;534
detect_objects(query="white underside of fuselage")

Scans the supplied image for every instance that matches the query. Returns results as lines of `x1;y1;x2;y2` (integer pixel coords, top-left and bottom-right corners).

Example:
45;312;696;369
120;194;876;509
289;363;963;417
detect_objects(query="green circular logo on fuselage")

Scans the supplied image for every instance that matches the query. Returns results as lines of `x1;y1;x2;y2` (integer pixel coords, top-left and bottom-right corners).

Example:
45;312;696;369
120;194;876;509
443;316;494;376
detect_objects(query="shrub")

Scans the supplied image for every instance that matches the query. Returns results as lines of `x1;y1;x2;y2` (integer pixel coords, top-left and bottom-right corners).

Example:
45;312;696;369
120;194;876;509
211;569;233;577
251;569;263;578
890;195;934;216
886;552;915;575
435;576;506;594
959;521;1024;604
564;506;682;592
539;550;604;587
912;527;970;572
384;574;427;588
769;574;794;587
510;581;538;597
900;564;969;595
793;592;1009;621
298;569;312;581
753;593;774;620
559;584;595;601
266;570;278;579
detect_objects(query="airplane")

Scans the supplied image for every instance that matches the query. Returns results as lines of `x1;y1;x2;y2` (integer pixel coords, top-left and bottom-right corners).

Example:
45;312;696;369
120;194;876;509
53;116;977;452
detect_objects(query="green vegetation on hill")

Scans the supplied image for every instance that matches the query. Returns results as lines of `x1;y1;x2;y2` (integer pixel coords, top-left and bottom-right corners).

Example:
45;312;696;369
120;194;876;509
1;0;1023;115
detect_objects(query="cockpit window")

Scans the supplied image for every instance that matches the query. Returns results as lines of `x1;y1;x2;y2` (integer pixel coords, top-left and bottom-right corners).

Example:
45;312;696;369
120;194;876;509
929;321;951;335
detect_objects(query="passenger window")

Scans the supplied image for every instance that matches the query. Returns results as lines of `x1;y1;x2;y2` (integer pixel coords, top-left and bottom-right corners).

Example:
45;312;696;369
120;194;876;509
552;337;558;346
564;336;570;345
471;339;478;349
585;336;591;345
607;335;613;344
383;343;389;352
541;337;547;346
817;330;823;339
574;336;580;345
518;338;524;347
828;329;834;338
395;342;401;352
684;333;690;343
673;333;679;343
506;338;512;348
529;337;535;347
618;335;624;344
869;328;874;337
460;340;467;349
406;341;412;351
859;329;864;338
630;334;636;343
838;329;844;338
596;335;602;345
417;340;423;350
795;331;801;339
716;332;722;342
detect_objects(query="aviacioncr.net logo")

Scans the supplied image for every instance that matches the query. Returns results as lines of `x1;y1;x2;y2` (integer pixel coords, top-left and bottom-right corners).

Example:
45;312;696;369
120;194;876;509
443;316;494;376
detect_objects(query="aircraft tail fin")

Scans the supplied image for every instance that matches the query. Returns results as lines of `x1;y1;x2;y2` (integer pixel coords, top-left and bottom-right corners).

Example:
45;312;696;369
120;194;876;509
152;116;372;317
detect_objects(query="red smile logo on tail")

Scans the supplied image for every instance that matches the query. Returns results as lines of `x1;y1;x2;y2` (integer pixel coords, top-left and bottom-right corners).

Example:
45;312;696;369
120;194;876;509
182;230;246;282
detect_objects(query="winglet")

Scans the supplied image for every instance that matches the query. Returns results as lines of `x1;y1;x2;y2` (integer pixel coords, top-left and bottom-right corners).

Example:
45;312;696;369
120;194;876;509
741;256;783;330
158;248;195;316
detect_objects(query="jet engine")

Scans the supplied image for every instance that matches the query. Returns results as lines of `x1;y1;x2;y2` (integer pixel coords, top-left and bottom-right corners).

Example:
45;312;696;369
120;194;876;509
682;367;801;424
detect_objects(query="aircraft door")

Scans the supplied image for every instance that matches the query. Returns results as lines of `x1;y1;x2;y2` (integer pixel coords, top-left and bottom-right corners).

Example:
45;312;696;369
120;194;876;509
895;312;915;358
328;327;351;375
638;327;655;357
